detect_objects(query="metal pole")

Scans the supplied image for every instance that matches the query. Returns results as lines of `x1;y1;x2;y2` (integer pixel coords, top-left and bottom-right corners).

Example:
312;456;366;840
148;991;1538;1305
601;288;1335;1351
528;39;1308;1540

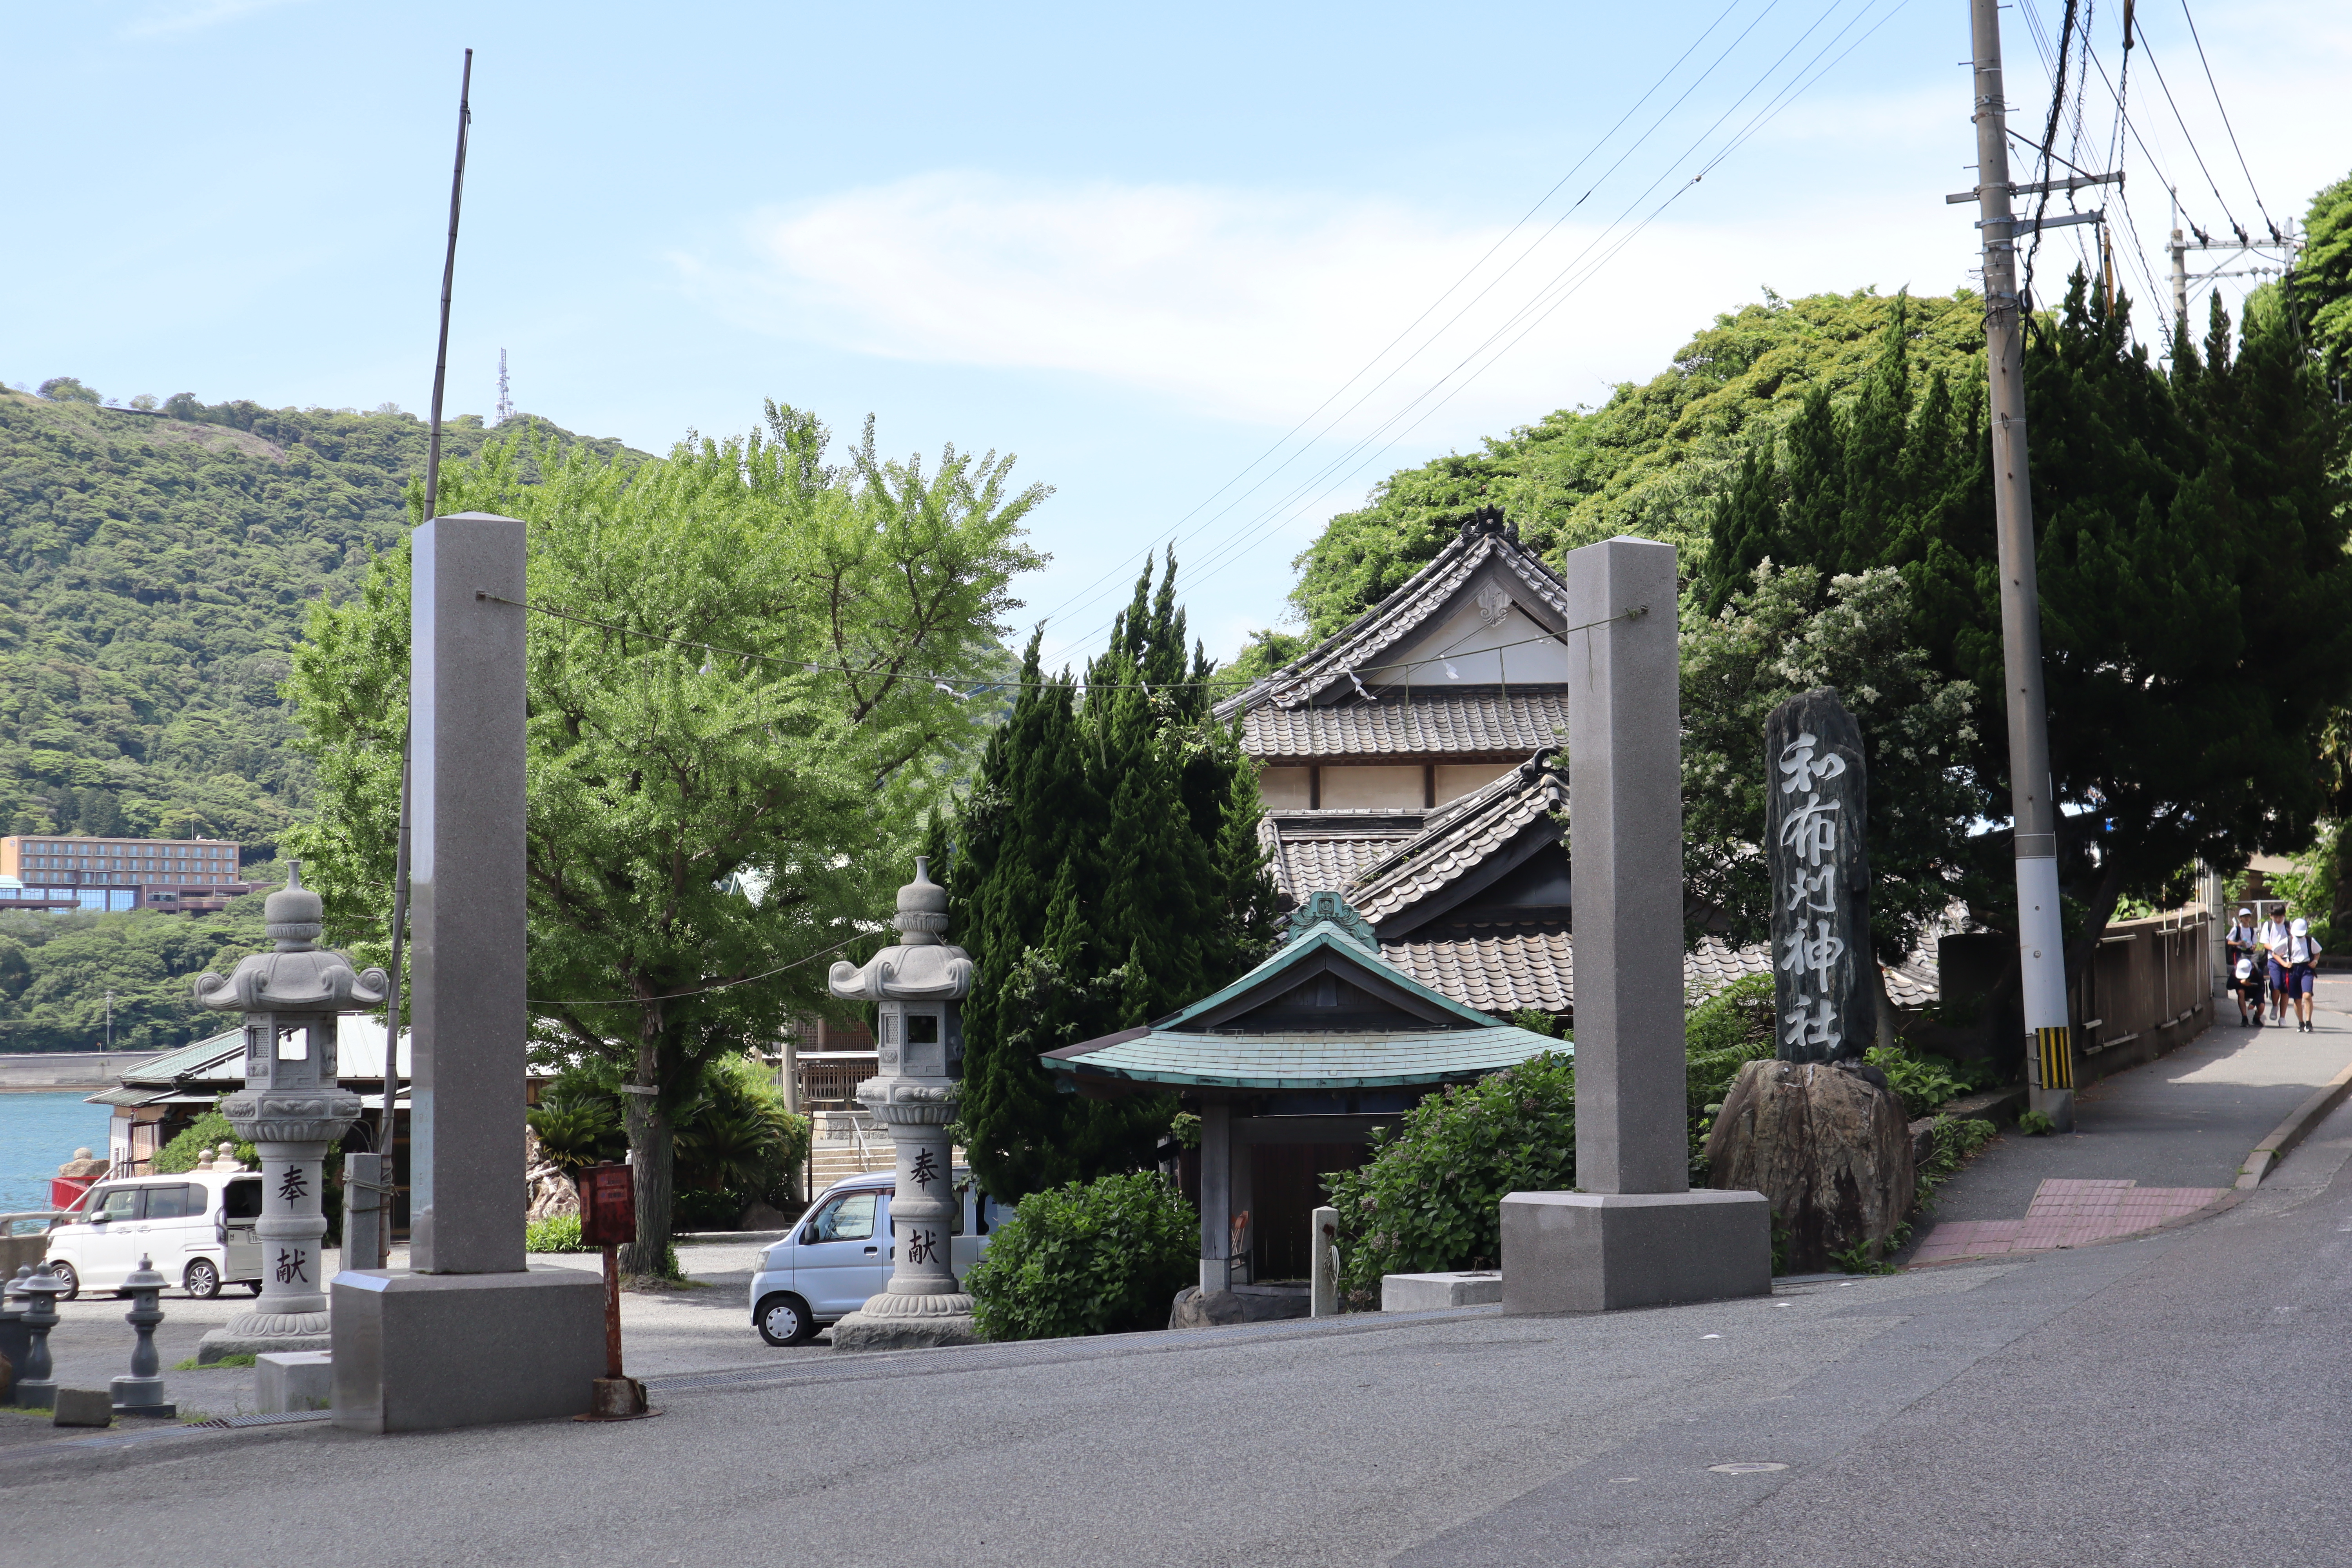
603;1243;623;1380
378;48;471;1266
1970;0;2076;1129
424;48;474;519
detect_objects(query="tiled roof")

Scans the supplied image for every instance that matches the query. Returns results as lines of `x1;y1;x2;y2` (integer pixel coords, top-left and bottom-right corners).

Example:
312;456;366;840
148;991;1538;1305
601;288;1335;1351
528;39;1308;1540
1374;924;1938;1020
1213;523;1571;718
1241;690;1570;761
1348;757;1565;928
1259;812;1426;903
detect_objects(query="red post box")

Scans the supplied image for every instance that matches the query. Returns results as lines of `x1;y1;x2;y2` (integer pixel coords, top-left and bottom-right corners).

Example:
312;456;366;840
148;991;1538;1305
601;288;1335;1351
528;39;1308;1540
577;1162;635;1249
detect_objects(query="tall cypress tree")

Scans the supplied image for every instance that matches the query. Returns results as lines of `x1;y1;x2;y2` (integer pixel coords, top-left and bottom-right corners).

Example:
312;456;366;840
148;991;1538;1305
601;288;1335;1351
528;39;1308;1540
1698;276;2352;976
947;553;1285;1200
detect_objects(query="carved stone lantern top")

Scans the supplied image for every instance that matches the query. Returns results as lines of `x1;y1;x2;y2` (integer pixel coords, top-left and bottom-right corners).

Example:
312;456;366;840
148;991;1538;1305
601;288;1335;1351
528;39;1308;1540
192;863;388;1016
827;858;973;1004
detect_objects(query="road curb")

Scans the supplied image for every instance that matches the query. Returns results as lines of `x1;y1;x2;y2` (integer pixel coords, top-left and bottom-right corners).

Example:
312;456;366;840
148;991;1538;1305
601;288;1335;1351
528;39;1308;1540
2235;1059;2352;1189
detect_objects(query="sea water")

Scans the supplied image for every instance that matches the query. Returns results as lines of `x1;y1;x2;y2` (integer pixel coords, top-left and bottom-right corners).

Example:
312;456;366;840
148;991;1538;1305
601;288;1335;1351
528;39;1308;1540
0;1092;112;1212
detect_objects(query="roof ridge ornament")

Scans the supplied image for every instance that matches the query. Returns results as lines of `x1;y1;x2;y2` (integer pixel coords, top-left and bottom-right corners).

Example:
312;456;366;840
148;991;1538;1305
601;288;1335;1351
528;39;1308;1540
1284;891;1379;951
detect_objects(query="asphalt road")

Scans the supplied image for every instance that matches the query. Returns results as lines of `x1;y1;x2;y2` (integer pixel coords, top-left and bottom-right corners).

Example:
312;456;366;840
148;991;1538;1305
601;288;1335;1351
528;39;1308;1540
15;1091;2352;1567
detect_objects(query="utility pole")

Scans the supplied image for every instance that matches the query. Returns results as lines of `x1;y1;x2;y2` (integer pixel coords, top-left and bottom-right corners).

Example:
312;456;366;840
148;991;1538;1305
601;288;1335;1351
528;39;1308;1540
1969;0;2075;1130
105;991;114;1051
2171;188;2189;326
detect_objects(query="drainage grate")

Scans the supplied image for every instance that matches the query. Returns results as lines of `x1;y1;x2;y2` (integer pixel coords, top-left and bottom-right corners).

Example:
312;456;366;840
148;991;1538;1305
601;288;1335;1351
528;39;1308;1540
187;1410;335;1430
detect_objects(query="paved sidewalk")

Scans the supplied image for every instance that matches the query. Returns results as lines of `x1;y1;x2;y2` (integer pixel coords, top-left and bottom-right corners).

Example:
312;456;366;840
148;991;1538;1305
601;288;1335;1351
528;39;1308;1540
1905;971;2352;1264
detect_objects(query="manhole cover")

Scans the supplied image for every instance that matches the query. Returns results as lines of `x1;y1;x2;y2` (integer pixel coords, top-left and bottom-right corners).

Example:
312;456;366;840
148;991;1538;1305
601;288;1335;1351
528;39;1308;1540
1708;1462;1789;1474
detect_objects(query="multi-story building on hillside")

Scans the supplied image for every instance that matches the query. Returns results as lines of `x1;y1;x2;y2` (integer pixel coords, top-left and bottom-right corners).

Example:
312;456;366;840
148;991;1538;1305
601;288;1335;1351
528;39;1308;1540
0;834;257;915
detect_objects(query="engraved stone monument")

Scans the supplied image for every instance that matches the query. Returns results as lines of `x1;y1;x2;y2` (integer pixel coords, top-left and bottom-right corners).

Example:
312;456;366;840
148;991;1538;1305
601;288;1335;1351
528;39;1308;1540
825;858;981;1351
1705;687;1915;1271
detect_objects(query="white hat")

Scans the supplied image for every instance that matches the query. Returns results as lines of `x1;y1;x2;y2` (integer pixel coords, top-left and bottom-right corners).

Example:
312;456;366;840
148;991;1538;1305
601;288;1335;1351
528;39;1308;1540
2292;918;2309;936
2235;958;2254;978
2239;907;2254;916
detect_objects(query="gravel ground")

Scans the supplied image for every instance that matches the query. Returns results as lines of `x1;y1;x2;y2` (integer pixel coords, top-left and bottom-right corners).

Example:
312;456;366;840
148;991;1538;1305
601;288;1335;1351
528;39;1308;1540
12;1234;806;1431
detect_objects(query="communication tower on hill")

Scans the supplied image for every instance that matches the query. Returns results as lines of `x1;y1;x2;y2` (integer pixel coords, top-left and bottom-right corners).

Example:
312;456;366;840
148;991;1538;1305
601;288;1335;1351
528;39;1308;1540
495;348;514;425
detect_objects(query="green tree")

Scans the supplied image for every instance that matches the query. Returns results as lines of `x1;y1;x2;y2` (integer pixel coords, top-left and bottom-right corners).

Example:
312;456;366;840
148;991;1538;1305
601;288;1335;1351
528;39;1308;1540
950;554;1284;1202
1274;287;1989;641
2299;170;2352;386
1682;562;1979;988
1701;276;2352;991
287;403;1044;1276
36;377;99;403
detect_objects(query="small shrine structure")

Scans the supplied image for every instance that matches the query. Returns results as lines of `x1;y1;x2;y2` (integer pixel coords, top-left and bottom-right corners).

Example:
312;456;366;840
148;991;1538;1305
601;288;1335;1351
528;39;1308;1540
1045;892;1561;1291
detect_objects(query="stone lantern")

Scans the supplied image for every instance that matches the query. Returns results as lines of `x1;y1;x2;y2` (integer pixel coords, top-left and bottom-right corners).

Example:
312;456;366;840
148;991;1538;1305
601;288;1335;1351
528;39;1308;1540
825;858;978;1350
191;864;382;1360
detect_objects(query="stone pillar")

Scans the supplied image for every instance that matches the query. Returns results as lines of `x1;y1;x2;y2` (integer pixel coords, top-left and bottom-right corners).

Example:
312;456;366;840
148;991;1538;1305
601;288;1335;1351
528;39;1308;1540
329;512;604;1432
1310;1205;1340;1318
409;512;528;1275
1198;1102;1232;1294
1500;537;1771;1315
1564;536;1689;1196
826;858;981;1351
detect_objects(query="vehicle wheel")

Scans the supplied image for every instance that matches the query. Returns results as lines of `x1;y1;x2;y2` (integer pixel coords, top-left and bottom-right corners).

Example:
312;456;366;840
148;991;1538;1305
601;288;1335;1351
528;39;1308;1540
184;1258;221;1299
755;1292;815;1347
48;1260;80;1300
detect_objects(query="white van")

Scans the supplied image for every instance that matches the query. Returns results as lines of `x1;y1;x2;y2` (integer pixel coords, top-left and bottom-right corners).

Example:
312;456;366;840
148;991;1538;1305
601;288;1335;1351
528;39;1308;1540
44;1169;265;1300
749;1167;1007;1346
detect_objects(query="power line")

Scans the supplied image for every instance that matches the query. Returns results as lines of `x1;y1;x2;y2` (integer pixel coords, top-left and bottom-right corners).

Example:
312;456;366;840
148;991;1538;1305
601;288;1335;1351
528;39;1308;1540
2133;28;2242;239
2176;0;2278;240
1014;0;1764;639
1044;0;1915;663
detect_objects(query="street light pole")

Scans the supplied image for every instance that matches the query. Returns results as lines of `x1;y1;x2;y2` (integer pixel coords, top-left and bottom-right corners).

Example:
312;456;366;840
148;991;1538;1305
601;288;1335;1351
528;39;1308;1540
1969;0;2075;1129
105;991;114;1051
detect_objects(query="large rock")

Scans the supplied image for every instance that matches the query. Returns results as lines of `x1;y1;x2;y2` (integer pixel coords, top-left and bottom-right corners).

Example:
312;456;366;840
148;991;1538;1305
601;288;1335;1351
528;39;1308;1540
1704;1059;1915;1271
1167;1285;1312;1330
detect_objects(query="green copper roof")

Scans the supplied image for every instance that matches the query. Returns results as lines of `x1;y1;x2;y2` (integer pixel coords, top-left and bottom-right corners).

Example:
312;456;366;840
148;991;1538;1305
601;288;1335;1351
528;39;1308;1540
1044;1025;1565;1090
1154;919;1501;1033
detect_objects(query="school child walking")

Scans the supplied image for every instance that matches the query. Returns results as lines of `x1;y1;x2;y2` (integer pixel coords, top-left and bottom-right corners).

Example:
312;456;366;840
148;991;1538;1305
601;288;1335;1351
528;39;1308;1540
2259;907;2294;1024
2279;918;2323;1033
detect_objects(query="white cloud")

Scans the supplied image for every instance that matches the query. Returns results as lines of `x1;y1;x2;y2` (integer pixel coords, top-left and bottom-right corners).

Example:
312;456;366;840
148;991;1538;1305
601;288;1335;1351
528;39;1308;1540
679;172;1808;443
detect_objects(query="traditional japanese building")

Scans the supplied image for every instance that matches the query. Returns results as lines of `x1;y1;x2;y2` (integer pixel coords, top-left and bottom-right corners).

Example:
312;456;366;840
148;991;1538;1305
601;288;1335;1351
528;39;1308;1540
1046;892;1560;1291
1212;513;1777;1024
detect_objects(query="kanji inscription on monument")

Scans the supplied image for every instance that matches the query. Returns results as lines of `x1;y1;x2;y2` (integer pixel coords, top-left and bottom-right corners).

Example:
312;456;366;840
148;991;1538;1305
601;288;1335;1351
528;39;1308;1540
1765;688;1872;1063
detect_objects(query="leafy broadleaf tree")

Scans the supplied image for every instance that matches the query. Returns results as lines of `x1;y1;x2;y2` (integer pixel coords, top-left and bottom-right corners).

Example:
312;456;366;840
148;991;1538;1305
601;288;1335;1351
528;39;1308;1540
287;404;1044;1275
1681;562;1980;998
950;555;1284;1202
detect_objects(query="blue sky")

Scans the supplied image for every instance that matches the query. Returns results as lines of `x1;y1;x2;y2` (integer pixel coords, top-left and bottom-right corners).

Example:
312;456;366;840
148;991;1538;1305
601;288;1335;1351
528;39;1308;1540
7;0;2340;669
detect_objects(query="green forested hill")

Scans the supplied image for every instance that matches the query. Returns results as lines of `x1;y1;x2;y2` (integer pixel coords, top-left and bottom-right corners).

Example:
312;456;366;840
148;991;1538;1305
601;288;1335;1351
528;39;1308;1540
0;388;646;850
1274;287;1989;644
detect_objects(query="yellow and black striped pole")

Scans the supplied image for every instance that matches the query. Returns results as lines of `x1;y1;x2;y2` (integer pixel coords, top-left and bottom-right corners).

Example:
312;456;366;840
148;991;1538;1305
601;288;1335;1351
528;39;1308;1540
2032;1025;2074;1093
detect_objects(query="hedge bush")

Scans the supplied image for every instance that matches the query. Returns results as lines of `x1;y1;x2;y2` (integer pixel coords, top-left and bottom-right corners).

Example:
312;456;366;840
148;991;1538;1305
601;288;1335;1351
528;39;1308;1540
524;1213;586;1252
965;1172;1197;1340
1323;1050;1576;1305
152;1111;255;1174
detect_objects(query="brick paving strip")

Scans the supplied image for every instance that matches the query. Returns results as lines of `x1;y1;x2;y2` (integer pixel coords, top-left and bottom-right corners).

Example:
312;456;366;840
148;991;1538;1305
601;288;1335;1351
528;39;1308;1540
1912;1177;2228;1263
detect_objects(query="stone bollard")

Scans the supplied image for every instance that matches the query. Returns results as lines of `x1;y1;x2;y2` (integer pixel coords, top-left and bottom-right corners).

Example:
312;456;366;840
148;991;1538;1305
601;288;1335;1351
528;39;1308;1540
14;1262;64;1410
0;1265;30;1398
111;1254;175;1418
1310;1207;1341;1318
